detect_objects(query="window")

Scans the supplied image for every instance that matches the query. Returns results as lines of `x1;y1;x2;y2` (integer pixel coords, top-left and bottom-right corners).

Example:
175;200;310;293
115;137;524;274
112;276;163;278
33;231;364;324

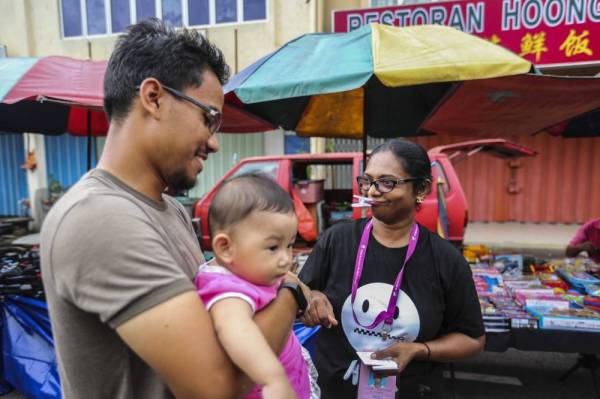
60;0;268;38
188;0;209;25
244;0;266;21
215;0;237;23
86;0;107;34
136;0;155;21
231;161;279;181
111;0;131;32
61;0;83;37
369;0;402;6
162;0;182;27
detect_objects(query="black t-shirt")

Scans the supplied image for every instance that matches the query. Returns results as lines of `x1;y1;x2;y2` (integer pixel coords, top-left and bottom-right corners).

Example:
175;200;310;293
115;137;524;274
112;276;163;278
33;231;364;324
299;219;484;398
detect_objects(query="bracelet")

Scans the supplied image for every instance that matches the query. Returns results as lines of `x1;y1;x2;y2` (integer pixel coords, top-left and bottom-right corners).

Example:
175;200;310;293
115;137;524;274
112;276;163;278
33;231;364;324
422;342;431;361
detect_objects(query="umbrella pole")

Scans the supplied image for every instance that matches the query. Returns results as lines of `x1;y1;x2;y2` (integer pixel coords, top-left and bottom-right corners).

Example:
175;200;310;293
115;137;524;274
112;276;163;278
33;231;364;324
362;131;367;172
86;109;92;171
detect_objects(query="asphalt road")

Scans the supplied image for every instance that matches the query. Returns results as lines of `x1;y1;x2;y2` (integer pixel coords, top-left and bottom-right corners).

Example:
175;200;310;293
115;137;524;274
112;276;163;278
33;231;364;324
449;349;599;399
2;349;598;398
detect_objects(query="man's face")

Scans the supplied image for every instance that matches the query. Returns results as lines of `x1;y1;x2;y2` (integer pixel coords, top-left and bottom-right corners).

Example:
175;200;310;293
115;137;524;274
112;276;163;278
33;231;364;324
154;70;224;191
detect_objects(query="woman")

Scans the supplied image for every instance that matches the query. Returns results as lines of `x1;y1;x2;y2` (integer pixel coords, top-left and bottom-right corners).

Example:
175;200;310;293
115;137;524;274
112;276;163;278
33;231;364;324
299;139;485;398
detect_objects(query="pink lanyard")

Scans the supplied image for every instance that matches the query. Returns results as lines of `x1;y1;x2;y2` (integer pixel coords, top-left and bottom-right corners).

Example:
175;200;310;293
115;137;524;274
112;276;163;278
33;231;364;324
351;219;420;332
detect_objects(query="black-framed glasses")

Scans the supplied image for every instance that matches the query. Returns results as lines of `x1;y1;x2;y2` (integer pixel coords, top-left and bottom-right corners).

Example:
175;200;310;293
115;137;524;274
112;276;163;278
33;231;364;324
356;175;422;193
136;82;222;134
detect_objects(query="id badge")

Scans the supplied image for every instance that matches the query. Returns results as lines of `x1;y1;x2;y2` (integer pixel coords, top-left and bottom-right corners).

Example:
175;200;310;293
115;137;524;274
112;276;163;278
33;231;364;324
357;363;396;399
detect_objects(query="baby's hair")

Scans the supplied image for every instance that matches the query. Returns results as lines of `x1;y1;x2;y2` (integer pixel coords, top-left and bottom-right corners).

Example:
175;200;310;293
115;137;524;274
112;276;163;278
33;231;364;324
209;172;295;237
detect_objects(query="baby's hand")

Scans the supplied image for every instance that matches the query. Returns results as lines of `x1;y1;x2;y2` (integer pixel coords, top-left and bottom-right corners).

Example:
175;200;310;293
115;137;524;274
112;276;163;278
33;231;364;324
262;379;297;399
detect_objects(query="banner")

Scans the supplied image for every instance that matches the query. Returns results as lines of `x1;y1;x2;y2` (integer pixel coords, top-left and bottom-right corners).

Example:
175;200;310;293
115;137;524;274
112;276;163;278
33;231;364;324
333;0;600;67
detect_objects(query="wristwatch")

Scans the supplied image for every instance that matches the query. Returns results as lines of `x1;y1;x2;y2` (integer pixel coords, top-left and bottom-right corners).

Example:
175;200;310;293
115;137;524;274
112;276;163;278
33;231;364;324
279;282;308;316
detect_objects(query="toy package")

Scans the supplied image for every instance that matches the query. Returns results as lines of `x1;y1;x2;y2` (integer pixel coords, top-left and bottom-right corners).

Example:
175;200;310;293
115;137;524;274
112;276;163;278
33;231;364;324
526;307;600;332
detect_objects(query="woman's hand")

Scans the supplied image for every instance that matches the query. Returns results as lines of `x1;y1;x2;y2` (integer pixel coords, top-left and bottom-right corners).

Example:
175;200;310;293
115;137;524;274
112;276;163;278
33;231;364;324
370;342;427;375
300;290;338;328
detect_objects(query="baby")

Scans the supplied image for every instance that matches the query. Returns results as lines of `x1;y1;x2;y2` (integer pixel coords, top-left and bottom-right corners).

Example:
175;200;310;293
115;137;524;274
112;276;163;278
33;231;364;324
195;172;317;399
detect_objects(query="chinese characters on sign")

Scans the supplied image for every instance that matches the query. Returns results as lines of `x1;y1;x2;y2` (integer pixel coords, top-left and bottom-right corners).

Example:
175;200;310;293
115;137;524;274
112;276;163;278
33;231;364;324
333;0;600;67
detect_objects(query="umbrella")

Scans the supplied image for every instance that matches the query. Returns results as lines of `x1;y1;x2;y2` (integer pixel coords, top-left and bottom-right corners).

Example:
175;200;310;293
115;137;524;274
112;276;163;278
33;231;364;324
0;56;274;136
224;23;532;145
0;56;275;169
0;56;108;137
420;74;600;138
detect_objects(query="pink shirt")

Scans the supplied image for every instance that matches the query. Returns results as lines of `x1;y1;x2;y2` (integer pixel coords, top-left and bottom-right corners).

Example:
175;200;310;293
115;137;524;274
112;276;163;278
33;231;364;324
195;264;310;399
570;218;600;263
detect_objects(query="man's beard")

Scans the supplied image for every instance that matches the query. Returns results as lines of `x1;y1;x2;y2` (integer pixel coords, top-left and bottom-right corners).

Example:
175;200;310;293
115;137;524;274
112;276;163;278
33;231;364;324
166;170;197;192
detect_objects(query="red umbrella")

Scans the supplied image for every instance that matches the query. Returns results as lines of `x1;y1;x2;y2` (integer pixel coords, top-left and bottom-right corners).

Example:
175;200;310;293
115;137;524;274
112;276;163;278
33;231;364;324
0;55;274;137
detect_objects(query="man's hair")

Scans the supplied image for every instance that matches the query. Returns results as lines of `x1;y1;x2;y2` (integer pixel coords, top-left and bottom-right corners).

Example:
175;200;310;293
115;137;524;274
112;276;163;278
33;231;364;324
103;18;230;121
209;172;295;237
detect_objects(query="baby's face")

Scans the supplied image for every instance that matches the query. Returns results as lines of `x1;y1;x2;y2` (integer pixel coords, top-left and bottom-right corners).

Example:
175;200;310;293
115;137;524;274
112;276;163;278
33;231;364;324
228;211;298;286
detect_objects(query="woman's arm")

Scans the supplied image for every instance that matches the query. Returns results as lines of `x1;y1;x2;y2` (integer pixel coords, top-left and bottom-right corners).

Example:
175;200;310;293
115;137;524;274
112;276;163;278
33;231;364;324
371;332;485;373
211;298;297;399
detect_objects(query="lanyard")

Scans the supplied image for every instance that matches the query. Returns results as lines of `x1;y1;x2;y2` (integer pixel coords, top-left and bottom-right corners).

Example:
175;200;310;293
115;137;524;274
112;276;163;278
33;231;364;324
351;219;420;332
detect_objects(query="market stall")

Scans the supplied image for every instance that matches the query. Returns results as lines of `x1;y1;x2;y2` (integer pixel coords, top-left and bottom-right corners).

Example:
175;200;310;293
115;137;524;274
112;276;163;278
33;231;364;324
466;246;600;395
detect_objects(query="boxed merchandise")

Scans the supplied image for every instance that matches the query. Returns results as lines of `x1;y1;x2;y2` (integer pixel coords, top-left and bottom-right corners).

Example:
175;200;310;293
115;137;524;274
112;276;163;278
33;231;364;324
556;269;600;290
538;273;570;291
514;293;571;310
526;307;600;332
510;316;539;329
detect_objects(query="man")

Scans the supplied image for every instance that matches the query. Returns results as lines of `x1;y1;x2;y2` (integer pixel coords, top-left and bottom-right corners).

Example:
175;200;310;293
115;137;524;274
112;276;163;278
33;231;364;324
566;217;600;264
41;19;299;398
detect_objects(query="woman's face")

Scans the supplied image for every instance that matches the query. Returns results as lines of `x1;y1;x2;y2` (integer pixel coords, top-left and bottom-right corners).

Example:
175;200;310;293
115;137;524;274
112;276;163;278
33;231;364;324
362;150;418;224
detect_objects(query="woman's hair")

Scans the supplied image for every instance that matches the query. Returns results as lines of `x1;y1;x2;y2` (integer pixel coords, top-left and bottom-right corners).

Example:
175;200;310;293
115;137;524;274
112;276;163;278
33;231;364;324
370;139;432;198
209;172;294;237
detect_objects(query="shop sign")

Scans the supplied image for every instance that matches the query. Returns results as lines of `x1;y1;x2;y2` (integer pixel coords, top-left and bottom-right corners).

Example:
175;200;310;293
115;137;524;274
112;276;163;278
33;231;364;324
333;0;600;67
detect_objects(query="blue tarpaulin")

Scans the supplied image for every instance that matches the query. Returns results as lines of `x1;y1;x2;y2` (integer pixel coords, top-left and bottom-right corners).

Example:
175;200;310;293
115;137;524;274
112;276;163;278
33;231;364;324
1;295;61;398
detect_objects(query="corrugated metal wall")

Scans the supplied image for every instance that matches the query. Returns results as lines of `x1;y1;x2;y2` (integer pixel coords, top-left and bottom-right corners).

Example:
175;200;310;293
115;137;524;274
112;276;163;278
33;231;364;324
44;134;98;189
188;133;265;198
0;134;28;216
333;135;600;224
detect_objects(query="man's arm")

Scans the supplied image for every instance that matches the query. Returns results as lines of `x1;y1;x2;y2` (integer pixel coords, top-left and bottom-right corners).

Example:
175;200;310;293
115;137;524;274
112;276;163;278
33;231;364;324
117;289;298;399
117;291;241;399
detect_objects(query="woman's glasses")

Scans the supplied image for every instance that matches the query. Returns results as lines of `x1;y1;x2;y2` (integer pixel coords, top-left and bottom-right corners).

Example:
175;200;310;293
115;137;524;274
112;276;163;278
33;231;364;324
356;176;422;193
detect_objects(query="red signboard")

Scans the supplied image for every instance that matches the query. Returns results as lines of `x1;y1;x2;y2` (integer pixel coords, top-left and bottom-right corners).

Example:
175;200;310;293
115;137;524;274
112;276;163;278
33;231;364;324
333;0;600;67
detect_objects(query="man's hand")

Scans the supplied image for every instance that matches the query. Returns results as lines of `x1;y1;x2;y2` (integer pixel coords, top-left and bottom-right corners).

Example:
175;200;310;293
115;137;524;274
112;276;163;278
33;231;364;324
370;342;426;376
581;242;599;256
300;290;338;328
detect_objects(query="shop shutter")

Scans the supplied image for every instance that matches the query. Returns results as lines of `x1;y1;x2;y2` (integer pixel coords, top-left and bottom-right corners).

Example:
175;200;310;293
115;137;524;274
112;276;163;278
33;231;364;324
0;134;29;216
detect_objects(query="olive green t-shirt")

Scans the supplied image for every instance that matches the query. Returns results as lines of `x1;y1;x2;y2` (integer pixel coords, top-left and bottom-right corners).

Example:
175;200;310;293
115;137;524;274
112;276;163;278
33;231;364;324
41;169;204;398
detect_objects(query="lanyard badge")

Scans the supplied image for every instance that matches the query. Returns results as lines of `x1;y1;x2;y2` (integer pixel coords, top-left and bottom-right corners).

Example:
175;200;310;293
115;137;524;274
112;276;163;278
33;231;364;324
350;219;420;336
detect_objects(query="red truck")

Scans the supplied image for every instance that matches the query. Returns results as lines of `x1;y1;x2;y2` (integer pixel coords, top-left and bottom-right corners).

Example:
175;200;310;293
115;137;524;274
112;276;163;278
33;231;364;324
194;139;536;249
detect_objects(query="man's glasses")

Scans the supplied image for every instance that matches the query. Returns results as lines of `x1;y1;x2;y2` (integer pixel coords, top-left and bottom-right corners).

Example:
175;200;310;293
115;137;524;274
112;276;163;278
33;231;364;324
136;82;222;134
356;175;423;193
